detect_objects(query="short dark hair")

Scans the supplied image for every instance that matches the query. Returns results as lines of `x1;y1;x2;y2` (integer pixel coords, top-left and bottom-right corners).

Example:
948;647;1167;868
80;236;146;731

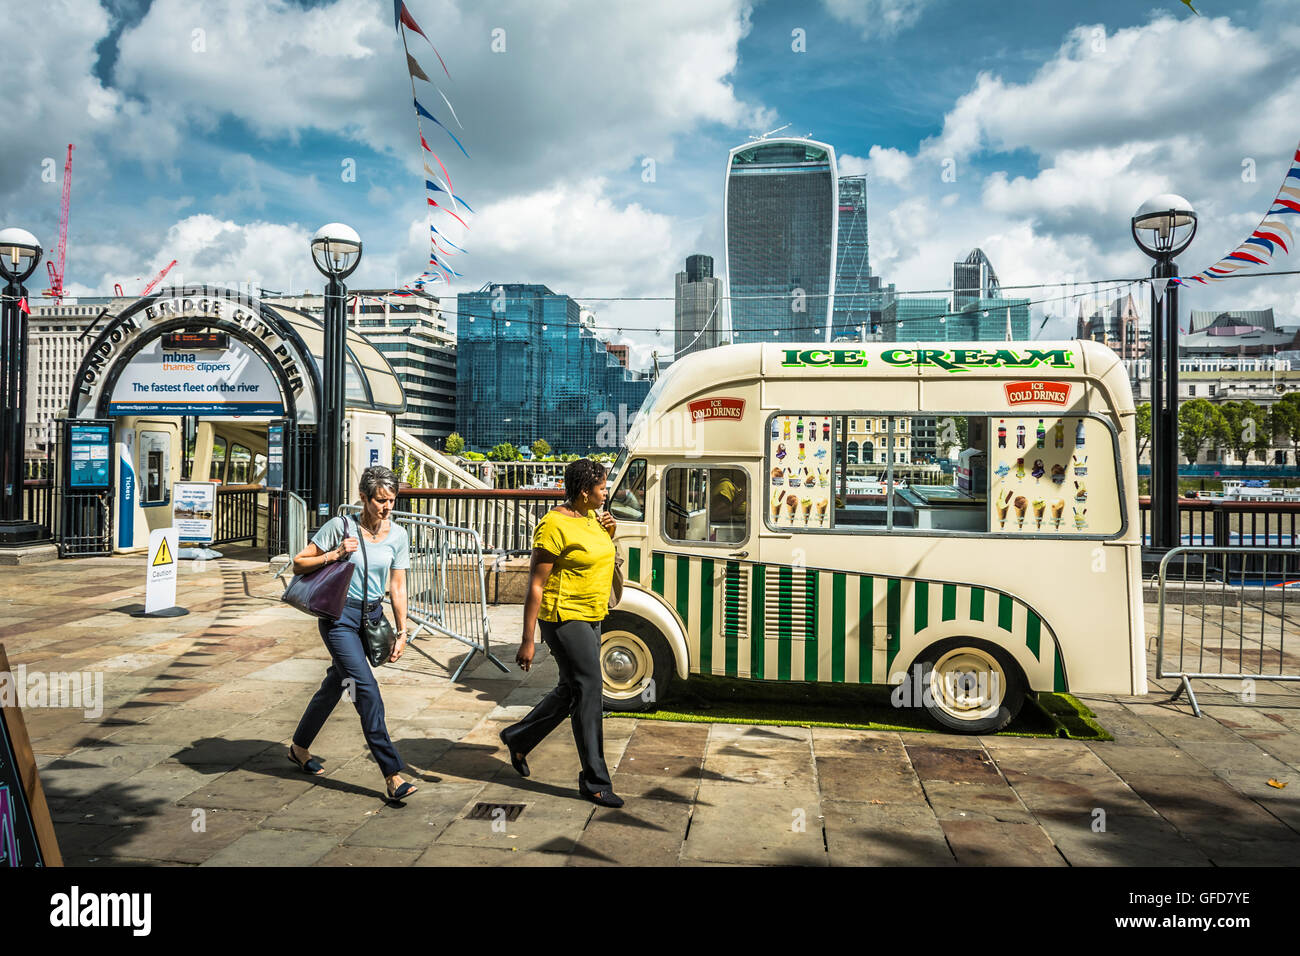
564;458;606;501
359;465;399;500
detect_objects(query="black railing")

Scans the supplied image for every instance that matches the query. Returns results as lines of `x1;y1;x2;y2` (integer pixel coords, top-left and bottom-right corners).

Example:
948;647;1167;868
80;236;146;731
214;484;260;546
21;478;53;532
1138;497;1300;548
396;488;565;555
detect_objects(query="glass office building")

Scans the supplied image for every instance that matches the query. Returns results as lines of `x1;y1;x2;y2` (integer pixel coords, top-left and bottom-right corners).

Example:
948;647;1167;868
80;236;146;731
456;283;651;455
725;138;837;344
892;295;1030;342
674;254;722;360
832;175;871;339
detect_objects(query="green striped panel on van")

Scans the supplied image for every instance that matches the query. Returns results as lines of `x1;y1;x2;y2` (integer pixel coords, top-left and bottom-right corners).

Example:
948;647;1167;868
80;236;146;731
647;552;1065;692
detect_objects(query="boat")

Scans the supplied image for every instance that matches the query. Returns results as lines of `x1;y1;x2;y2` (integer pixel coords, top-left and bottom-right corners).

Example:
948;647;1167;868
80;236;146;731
1199;479;1300;503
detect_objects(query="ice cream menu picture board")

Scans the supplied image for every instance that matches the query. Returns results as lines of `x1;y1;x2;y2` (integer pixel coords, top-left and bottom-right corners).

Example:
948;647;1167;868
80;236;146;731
0;645;62;866
768;414;833;528
987;416;1120;536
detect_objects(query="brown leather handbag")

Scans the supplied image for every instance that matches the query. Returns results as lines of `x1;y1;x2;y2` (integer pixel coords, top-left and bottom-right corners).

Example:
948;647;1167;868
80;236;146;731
609;554;625;609
281;516;356;621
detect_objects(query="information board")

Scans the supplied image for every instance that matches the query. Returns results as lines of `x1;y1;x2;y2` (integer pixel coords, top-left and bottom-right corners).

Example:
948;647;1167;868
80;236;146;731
172;482;216;544
68;424;112;489
267;423;285;491
0;645;60;866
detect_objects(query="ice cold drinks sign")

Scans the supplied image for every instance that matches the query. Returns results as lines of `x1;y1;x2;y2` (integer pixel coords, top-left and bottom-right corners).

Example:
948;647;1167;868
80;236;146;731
1004;381;1071;406
688;398;746;422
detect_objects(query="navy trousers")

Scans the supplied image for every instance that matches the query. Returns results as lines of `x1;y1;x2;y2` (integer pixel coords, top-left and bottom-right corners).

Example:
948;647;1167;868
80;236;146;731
502;618;612;793
293;599;403;778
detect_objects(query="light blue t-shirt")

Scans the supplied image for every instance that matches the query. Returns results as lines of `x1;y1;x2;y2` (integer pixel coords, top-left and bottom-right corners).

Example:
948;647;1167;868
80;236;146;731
311;515;410;605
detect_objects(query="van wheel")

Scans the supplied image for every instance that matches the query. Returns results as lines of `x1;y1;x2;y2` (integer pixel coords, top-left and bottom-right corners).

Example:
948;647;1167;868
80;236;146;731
600;613;675;712
916;639;1025;734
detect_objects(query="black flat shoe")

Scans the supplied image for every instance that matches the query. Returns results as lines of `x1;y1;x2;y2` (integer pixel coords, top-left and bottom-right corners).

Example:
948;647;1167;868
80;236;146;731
500;730;529;777
288;748;324;775
386;780;419;801
578;773;624;808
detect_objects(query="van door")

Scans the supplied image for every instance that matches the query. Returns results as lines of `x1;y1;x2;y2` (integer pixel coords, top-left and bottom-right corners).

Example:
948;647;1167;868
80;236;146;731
656;462;755;678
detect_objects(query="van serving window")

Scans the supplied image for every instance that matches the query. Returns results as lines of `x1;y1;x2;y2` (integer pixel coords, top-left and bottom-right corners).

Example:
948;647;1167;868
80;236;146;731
664;466;748;545
767;411;1122;537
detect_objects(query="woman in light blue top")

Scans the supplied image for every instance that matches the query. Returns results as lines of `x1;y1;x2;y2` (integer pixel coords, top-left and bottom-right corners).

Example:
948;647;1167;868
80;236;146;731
288;466;417;801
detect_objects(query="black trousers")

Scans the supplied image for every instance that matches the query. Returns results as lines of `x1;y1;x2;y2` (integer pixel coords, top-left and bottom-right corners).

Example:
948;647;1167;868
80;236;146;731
503;617;612;793
293;599;403;778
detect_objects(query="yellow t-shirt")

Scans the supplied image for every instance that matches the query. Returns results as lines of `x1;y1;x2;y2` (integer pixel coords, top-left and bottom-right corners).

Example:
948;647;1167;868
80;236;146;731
533;509;616;623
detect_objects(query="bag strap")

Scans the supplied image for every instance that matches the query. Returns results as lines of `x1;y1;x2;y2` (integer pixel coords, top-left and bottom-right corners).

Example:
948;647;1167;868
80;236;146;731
355;515;370;606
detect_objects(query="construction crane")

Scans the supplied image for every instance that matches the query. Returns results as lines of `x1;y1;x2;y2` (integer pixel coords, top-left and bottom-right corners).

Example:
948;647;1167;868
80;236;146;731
140;260;177;297
43;144;74;302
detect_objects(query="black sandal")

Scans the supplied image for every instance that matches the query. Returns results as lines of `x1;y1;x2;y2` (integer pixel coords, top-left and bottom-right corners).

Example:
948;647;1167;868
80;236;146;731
386;780;419;801
288;748;325;775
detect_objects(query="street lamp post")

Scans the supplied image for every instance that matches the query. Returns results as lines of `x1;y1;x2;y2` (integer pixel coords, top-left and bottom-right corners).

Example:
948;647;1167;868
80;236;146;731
310;223;362;527
0;228;47;545
1131;195;1197;554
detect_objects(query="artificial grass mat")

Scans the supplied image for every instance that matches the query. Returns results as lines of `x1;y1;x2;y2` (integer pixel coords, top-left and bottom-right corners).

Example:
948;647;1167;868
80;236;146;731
606;674;1112;740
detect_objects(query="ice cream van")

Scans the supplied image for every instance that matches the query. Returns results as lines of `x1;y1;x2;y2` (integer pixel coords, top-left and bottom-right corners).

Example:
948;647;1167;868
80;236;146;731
600;340;1145;732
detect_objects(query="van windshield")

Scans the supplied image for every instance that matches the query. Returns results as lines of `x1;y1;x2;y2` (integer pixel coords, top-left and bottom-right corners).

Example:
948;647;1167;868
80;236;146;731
625;360;686;451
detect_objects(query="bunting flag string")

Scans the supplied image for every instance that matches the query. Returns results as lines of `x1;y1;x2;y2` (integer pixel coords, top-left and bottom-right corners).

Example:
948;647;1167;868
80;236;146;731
390;0;472;291
1176;139;1300;286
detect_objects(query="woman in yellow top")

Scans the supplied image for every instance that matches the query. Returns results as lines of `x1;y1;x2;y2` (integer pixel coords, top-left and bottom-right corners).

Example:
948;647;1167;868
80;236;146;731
501;458;623;807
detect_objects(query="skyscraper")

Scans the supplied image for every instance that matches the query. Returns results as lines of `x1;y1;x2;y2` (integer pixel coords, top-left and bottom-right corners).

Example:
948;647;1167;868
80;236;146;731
833;175;870;339
724;137;838;344
674;254;722;360
952;248;1001;310
456;283;650;454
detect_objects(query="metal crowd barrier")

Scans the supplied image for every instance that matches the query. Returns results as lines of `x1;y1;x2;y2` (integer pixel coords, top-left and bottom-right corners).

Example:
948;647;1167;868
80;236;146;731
272;492;309;581
1155;546;1300;716
339;505;508;681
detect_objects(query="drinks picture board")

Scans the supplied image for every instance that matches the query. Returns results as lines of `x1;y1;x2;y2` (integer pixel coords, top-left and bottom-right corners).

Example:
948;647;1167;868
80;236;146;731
0;645;62;866
987;416;1120;536
768;414;833;528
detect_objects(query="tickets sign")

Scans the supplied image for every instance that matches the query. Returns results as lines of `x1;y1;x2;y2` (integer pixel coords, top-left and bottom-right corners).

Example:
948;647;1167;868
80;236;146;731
1004;381;1071;406
688;398;746;423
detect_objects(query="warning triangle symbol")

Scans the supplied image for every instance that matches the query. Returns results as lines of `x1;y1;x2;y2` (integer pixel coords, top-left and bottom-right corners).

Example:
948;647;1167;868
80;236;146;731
153;537;174;567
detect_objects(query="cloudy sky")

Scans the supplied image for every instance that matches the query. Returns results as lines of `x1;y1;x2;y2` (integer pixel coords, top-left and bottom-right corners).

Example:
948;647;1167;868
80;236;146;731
3;0;1299;368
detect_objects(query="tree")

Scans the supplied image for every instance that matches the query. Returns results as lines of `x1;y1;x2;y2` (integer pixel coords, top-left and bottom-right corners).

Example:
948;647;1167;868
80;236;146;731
1177;398;1229;465
1134;403;1151;459
1218;401;1263;465
1250;406;1274;463
1272;394;1300;463
531;438;551;459
443;432;466;456
404;456;424;489
488;442;520;461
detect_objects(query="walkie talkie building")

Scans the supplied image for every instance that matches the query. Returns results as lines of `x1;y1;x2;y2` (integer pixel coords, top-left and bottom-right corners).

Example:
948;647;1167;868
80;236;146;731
724;138;838;344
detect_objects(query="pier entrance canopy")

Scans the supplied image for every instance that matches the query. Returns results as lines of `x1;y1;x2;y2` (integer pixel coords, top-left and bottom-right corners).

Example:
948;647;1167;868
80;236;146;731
62;286;405;554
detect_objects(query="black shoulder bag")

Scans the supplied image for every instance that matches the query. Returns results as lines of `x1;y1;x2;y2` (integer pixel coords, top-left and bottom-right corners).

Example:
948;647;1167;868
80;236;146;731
357;519;398;667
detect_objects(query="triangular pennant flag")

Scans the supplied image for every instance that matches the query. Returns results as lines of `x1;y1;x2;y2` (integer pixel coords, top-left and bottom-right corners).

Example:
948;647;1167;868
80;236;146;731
399;4;450;77
1152;276;1170;304
414;98;470;157
437;88;463;130
407;52;430;83
427;198;469;228
18;296;29;314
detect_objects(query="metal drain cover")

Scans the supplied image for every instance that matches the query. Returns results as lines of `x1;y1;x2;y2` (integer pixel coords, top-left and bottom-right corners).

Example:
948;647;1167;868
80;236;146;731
466;802;525;821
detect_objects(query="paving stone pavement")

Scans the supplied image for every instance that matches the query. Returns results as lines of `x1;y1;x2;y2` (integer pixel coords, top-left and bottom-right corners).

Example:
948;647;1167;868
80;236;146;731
4;547;1299;866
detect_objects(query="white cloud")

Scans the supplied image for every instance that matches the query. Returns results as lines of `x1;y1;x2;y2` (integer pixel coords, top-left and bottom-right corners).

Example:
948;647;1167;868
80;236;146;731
823;0;934;38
